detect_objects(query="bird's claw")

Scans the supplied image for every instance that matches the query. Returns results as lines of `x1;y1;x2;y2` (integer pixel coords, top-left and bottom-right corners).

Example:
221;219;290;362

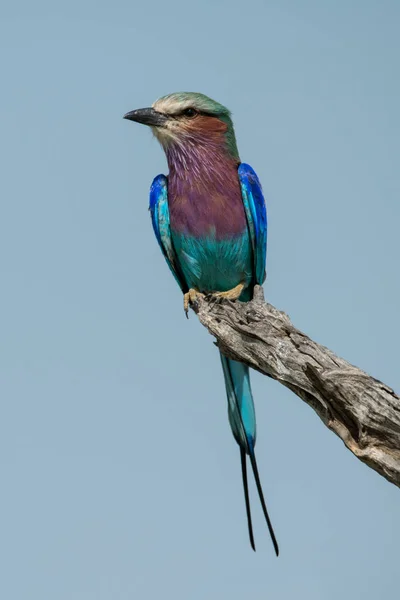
204;293;223;310
183;288;205;317
206;283;245;307
184;284;244;316
213;283;245;300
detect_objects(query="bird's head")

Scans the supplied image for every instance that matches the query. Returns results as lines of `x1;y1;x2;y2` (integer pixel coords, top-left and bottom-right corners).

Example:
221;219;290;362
124;92;240;161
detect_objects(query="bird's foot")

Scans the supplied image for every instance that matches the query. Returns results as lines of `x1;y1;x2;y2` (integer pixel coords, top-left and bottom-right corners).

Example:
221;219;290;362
210;283;245;301
183;288;205;318
204;283;245;311
216;283;245;300
184;284;244;317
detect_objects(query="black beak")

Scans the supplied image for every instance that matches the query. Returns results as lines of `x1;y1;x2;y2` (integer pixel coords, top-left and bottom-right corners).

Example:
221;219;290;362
123;107;168;127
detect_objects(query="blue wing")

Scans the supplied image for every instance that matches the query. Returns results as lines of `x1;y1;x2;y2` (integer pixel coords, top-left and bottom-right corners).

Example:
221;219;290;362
238;163;267;285
149;175;187;292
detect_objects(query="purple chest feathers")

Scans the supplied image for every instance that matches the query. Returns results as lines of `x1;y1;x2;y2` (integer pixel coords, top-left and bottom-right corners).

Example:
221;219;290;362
168;161;247;240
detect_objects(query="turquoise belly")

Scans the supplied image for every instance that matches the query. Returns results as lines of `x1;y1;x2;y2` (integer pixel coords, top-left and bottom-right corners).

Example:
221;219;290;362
172;230;253;298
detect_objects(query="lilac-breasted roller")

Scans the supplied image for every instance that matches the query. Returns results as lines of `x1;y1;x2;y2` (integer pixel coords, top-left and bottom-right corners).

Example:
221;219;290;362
124;92;279;555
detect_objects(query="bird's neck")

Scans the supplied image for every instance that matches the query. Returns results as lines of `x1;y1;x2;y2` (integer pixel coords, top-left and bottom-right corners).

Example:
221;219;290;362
165;136;240;188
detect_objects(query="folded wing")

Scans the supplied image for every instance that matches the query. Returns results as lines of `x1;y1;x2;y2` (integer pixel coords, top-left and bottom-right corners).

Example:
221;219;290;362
149;175;188;292
238;163;267;286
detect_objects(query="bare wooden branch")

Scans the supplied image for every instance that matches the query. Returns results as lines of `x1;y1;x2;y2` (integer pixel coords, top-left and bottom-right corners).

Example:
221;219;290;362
190;285;400;488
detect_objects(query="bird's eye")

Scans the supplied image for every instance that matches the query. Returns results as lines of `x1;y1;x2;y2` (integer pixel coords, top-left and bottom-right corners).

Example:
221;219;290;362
183;107;197;118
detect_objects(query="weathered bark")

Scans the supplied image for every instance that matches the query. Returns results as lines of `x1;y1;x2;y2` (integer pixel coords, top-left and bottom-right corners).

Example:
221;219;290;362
190;286;400;488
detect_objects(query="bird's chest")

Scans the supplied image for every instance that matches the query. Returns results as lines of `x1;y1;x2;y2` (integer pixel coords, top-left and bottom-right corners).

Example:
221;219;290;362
168;183;252;293
168;176;247;238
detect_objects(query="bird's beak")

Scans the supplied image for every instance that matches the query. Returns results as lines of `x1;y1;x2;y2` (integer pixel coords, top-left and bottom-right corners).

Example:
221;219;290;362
123;107;168;127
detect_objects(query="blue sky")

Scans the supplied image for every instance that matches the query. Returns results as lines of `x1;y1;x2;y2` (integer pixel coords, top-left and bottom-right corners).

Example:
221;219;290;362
1;1;399;599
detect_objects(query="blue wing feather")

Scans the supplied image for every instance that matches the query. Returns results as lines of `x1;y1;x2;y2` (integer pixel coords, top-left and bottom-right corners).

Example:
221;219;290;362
149;175;187;292
238;163;267;285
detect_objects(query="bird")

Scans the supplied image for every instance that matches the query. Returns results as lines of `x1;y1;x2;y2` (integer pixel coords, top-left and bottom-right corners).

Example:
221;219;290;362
124;92;279;555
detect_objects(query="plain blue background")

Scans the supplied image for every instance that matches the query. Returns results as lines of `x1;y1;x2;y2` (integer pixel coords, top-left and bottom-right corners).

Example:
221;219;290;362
1;1;399;598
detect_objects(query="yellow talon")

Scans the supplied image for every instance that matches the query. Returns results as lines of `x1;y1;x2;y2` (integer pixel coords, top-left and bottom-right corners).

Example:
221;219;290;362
183;284;243;317
183;292;190;315
212;283;244;301
183;288;205;317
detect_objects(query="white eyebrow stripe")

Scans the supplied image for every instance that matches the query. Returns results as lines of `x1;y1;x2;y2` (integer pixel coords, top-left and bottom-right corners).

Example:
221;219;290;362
153;97;196;115
152;95;224;117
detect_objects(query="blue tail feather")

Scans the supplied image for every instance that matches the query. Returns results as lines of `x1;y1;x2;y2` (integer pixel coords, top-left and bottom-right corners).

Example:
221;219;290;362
220;353;279;555
220;354;256;452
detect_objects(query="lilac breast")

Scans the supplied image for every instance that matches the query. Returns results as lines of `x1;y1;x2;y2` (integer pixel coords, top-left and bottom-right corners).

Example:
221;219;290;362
168;162;247;240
